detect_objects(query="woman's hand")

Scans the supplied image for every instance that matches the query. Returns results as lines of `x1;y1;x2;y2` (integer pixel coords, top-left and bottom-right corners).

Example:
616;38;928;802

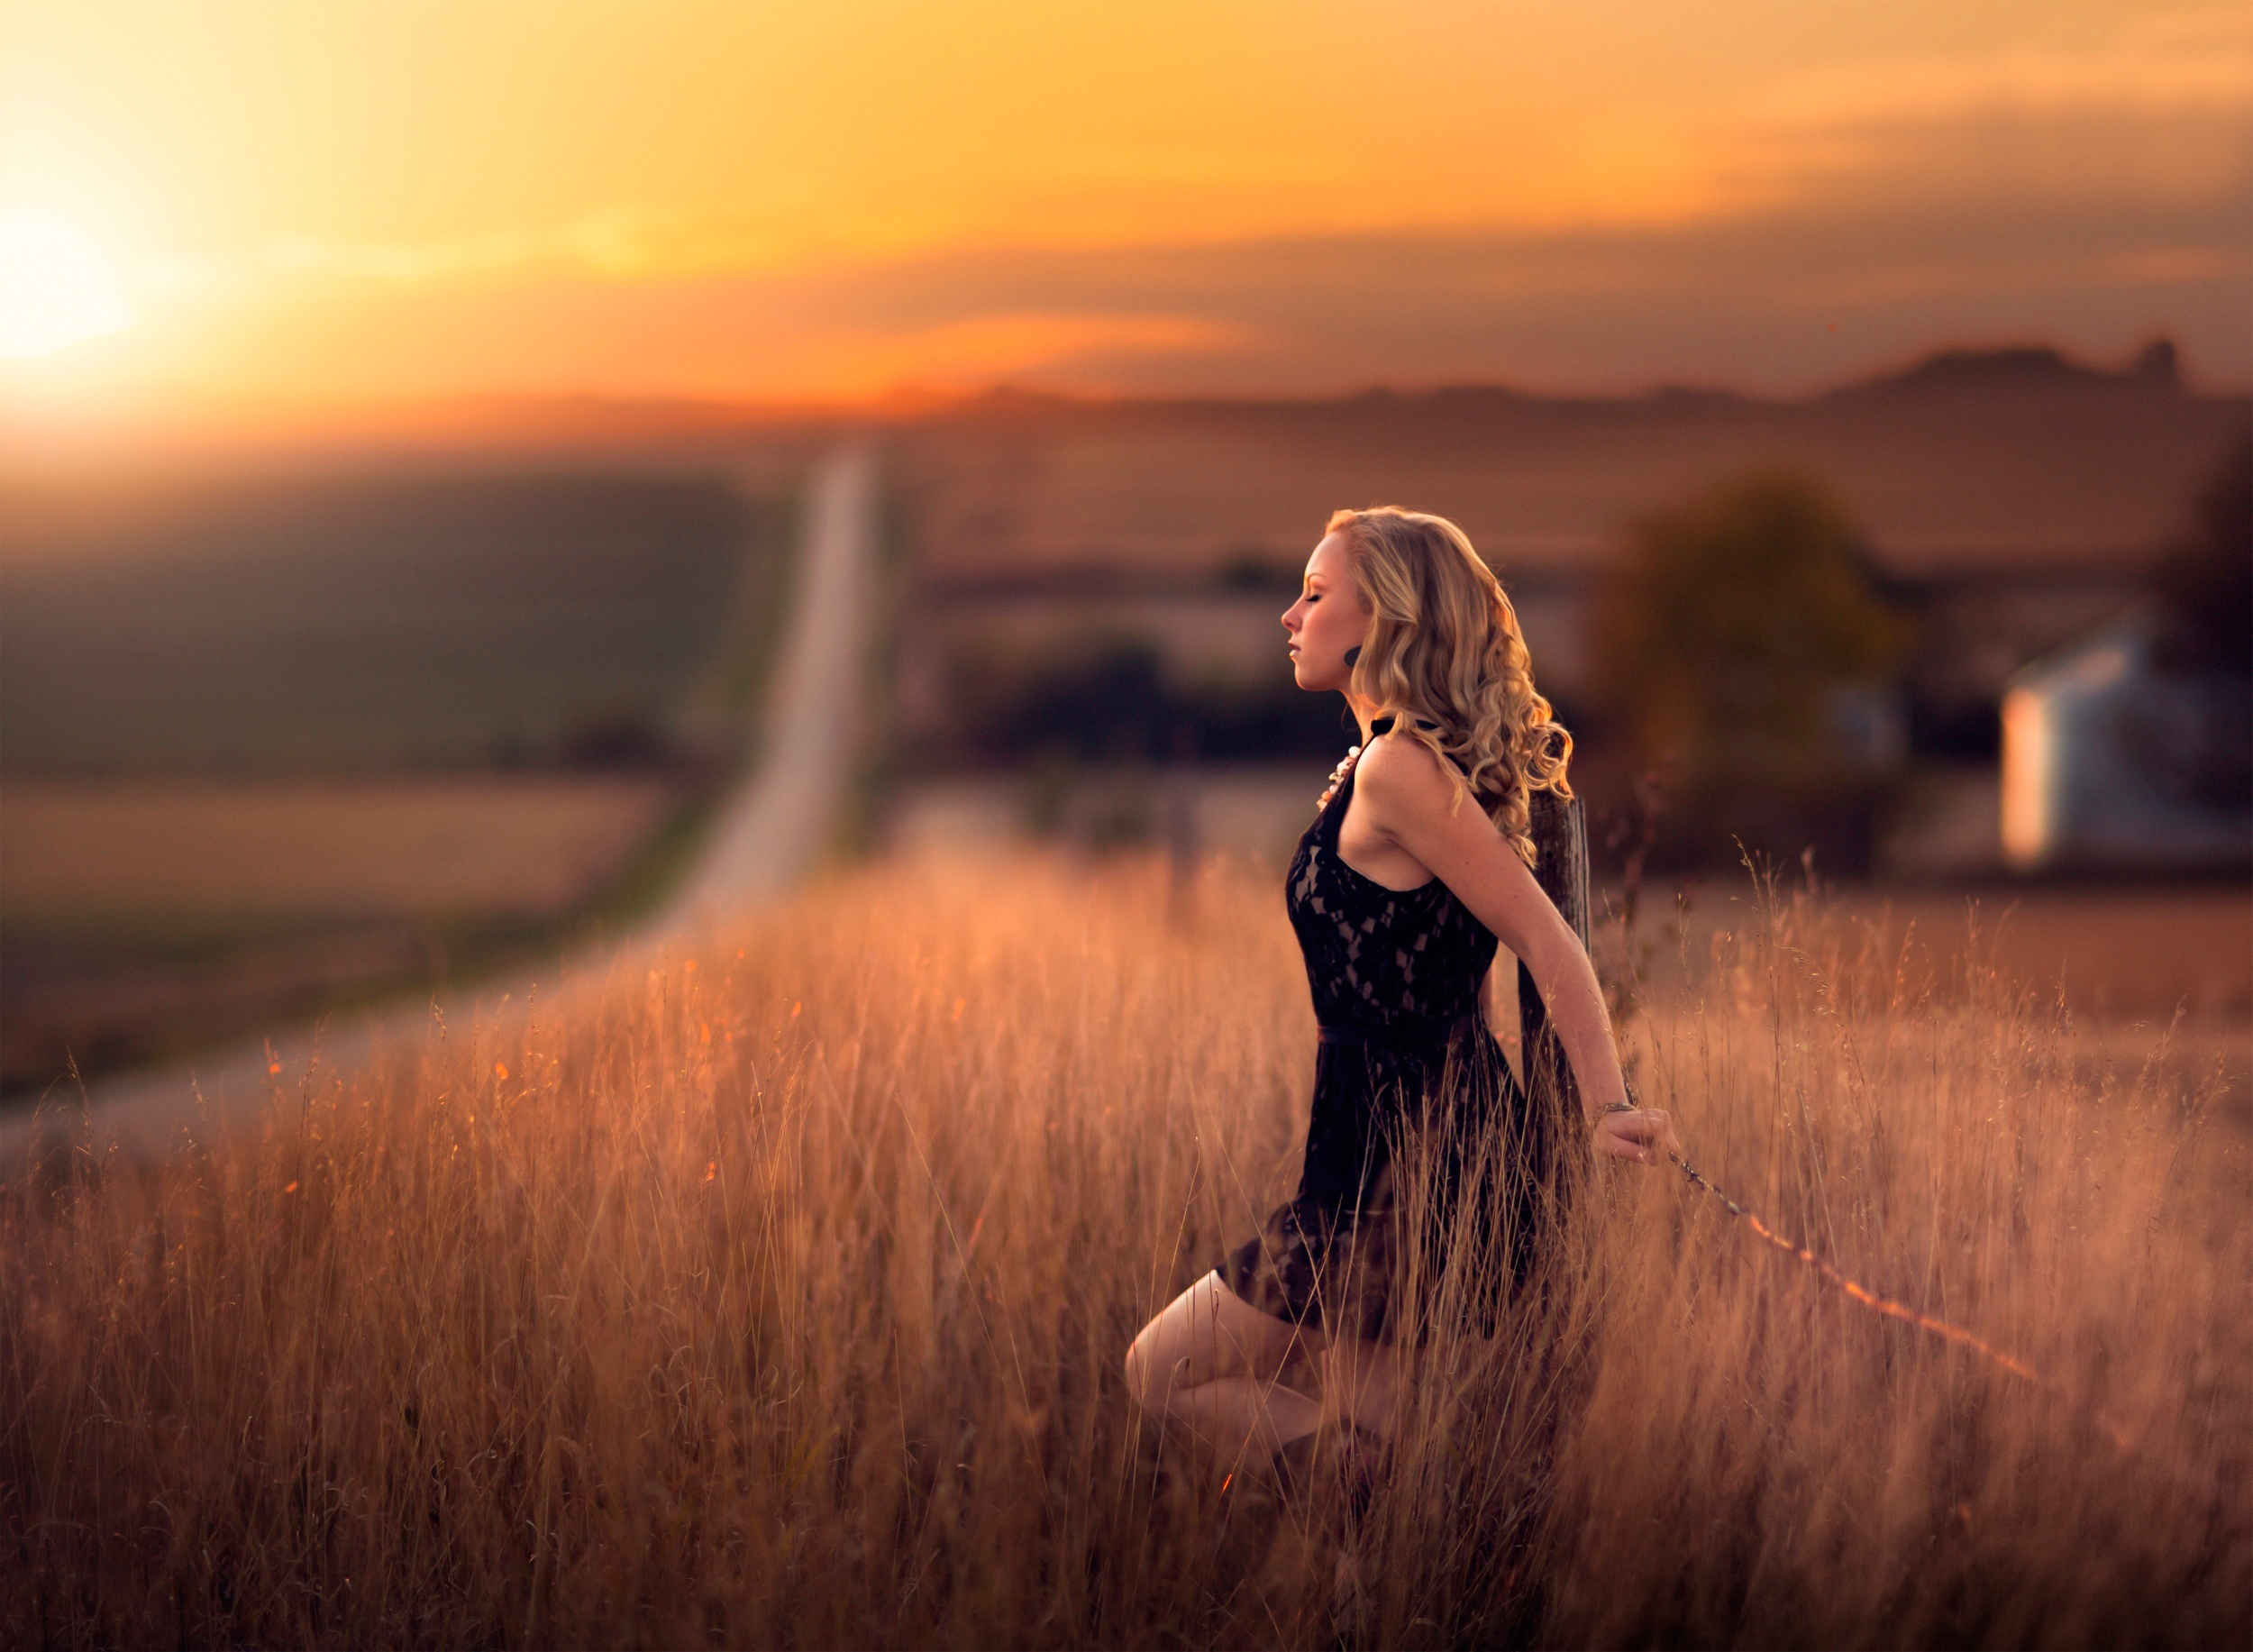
1592;1106;1679;1164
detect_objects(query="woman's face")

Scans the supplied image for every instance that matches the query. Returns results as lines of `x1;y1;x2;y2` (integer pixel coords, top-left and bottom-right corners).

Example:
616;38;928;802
1282;532;1371;693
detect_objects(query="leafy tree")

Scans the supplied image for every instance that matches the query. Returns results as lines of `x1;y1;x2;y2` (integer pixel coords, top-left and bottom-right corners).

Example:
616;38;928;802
2145;439;2252;808
1589;470;1911;865
2150;438;2252;677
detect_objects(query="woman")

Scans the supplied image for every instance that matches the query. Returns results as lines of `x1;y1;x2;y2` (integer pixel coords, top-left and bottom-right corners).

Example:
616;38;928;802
1122;506;1675;1482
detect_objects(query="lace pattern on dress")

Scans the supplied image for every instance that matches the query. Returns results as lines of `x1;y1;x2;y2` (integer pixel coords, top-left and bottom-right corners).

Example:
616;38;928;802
1221;721;1555;1342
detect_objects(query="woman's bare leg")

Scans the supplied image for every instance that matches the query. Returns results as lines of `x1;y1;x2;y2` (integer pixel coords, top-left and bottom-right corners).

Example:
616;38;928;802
1124;1271;1326;1466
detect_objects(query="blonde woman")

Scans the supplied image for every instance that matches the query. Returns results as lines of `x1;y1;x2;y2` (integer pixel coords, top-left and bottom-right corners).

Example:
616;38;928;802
1123;507;1675;1490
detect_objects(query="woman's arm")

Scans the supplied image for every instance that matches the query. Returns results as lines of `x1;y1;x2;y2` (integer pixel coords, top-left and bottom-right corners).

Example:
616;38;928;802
1346;732;1676;1164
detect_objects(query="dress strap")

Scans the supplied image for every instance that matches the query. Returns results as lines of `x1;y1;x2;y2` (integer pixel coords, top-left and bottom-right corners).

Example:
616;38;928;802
1369;711;1441;739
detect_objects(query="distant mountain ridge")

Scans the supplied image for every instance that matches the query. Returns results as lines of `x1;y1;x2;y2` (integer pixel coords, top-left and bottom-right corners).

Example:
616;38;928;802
11;338;2227;468
888;336;2248;584
1838;337;2185;398
896;338;2209;425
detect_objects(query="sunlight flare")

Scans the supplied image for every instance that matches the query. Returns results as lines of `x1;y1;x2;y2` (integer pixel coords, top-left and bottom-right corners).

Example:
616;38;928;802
0;210;138;361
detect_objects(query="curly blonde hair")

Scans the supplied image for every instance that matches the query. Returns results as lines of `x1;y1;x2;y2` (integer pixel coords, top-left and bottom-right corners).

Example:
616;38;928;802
1328;506;1573;866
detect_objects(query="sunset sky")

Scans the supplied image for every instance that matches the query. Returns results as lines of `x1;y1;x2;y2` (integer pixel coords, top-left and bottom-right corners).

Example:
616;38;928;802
2;0;2247;425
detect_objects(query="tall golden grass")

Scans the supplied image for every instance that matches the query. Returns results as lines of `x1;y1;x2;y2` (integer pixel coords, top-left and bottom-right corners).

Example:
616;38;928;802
4;853;2246;1647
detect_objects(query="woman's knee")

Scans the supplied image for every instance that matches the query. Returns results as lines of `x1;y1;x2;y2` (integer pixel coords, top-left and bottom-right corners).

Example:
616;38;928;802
1124;1271;1309;1415
1121;1318;1166;1413
1123;1271;1228;1413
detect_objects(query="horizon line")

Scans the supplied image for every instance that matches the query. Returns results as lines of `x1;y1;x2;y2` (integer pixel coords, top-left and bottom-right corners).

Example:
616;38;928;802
5;333;2246;466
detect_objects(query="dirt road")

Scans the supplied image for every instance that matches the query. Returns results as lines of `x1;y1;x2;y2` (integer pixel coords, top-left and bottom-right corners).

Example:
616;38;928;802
1;444;880;1165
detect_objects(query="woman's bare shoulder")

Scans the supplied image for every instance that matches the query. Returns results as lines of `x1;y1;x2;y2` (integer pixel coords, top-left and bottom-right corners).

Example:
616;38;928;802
1352;724;1457;812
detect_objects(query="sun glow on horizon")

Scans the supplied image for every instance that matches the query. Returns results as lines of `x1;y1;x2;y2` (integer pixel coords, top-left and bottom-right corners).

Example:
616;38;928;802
2;0;2245;415
0;212;138;361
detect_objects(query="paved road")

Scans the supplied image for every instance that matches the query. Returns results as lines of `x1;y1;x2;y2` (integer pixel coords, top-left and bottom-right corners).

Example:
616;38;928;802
1;443;880;1166
658;443;877;929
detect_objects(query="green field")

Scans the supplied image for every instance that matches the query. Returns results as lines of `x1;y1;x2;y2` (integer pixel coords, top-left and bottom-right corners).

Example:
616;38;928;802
0;468;789;775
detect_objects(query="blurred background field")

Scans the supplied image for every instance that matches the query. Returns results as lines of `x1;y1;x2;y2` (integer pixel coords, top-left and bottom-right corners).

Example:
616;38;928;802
0;470;781;773
3;350;2248;1103
0;775;676;1091
0;466;794;1094
878;347;2245;852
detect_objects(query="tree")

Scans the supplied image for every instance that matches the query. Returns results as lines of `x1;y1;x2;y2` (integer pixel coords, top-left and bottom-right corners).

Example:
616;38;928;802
1589;470;1911;866
2145;439;2252;808
2150;438;2252;678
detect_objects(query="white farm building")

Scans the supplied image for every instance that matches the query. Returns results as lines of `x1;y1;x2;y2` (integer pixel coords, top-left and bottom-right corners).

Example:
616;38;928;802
2001;623;2253;872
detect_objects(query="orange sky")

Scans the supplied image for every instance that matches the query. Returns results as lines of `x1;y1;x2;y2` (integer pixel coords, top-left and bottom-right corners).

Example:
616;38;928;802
2;0;2247;424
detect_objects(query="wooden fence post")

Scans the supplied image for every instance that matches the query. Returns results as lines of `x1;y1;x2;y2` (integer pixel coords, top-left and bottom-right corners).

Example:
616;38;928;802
1517;786;1592;1127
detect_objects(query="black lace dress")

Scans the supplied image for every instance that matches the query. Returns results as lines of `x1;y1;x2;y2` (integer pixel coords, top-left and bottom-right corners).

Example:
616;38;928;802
1219;720;1562;1342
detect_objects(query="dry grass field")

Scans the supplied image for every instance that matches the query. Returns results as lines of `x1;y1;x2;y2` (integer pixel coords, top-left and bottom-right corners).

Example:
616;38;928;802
4;853;2247;1647
1;777;681;926
0;777;686;1096
1625;881;2253;1111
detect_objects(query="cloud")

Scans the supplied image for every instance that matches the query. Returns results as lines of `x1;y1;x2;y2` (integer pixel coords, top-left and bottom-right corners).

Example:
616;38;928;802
1698;8;2251;214
39;1;2253;406
813;312;1263;397
254;207;673;286
147;181;2239;407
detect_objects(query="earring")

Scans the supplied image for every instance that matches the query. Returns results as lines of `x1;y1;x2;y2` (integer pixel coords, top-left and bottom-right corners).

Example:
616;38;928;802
1343;644;1362;668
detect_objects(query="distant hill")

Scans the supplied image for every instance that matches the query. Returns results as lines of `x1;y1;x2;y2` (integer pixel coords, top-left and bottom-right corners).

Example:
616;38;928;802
1844;338;2184;397
887;340;2248;582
